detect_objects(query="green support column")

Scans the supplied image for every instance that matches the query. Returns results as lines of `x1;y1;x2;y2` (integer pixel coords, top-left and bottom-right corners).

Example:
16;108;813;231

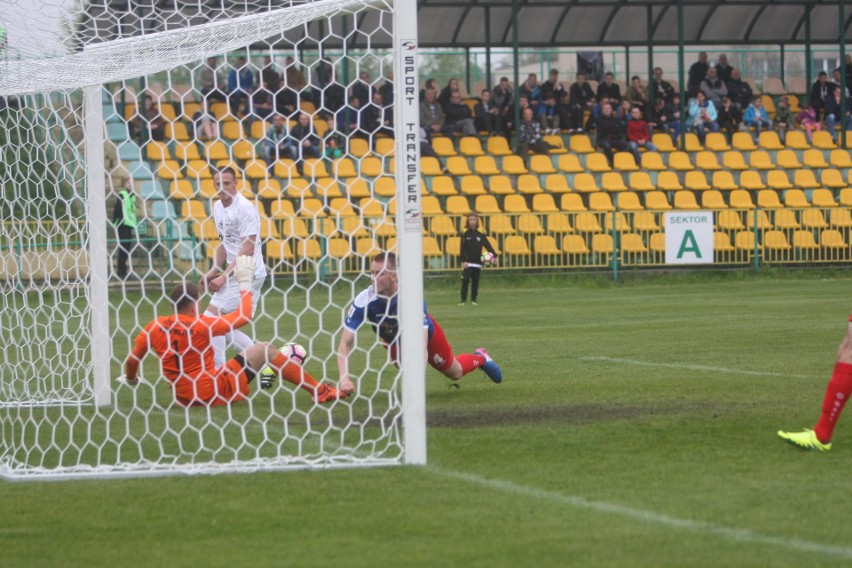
840;0;847;149
485;8;492;91
677;0;685;151
512;0;520;150
647;5;655;106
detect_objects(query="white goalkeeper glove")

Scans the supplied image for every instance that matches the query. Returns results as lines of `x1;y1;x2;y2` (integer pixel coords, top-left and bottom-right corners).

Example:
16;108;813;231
234;255;256;292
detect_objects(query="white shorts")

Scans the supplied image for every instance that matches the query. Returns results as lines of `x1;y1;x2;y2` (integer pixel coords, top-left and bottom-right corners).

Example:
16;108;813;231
209;275;265;315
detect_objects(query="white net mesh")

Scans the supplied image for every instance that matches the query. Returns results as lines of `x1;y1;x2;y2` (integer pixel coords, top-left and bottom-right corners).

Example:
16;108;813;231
0;0;420;479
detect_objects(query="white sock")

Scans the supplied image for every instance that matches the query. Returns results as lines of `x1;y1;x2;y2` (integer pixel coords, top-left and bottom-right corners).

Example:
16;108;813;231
205;310;227;367
226;328;254;356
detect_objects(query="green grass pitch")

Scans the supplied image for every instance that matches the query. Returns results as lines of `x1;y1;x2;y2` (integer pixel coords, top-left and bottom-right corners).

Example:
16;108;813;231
4;271;852;567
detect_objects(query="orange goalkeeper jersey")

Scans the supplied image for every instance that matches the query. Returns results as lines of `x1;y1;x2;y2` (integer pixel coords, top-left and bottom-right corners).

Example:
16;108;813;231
125;291;252;403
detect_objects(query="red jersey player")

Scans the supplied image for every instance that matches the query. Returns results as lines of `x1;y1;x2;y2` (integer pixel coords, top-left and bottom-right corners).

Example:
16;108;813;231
122;256;342;405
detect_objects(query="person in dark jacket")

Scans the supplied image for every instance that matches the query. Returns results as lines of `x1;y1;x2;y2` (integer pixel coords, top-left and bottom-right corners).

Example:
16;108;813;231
595;102;631;165
459;213;497;306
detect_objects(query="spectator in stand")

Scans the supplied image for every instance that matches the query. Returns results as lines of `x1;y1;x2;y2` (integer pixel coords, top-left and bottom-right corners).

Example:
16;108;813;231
275;76;299;119
336;96;362;135
715;53;733;83
597;72;621;102
716;96;741;141
246;81;275;127
555;91;573;134
310;60;333;104
520;73;542;112
474;89;502;136
443;90;476;136
625;76;649;113
361;91;394;138
743;95;772;139
617;99;633;124
845;55;852;99
725;68;753;111
132;95;165;143
420;78;438;102
834;68;851;98
323;117;345;160
193;98;218;141
669;93;683;141
491;76;515;134
567;72;596;133
811;71;837;122
419;88;445;140
199;56;227;104
284;56;306;92
517;107;555;164
227;56;254;117
700;66;728;106
687;91;719;144
317;68;345;117
595;101;631;166
796;105;822;142
351;71;372;108
289;112;320;174
773;96;794;144
586;96;610;133
625;106;655;162
264;113;293;168
257;55;280;93
825;89;852;141
688;51;710;96
541;69;565;99
379;71;394;106
438;78;462;111
537;93;560;135
650;67;675;104
647;97;670;136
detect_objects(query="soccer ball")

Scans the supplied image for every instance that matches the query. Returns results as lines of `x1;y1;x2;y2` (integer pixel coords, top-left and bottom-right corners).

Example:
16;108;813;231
481;251;496;265
281;342;307;366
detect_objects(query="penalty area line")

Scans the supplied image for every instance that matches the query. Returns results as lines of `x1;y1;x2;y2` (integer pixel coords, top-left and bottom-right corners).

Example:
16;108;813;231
579;356;814;379
429;467;852;560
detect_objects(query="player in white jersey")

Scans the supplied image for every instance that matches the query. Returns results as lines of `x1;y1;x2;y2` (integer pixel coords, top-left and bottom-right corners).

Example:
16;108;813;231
200;167;268;366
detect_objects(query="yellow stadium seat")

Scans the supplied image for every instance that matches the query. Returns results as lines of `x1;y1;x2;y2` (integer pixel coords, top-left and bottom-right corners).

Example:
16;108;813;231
616;192;643;211
459;137;485;157
783;189;810;208
585;153;612;173
589;193;615;212
821;169;848;189
811;189;838;208
421;195;444;215
359;198;387;218
621;233;648;253
695;151;722;171
717;210;745;230
830;149;852;169
146;141;170;161
421;156;444;176
775;150;802;170
704;132;731;152
557;154;584;173
429;215;458;236
198;179;216;199
684;171;711;192
711;171;738;191
792;169;819;190
591;233;615;255
373;176;396;198
181;199;207;221
773;209;800;229
728;189;756;209
504;235;532;257
644;191;672;211
758;131;784;151
652;133;676;152
327;237;352;260
732;132;758;151
165;122;191;142
562;235;590;254
446;156;473;176
604;212;631;232
185;160;212;180
735;231;761;252
601;172;628;192
299;197;327;218
475;195;501;214
474;156;501;176
575;212;603;233
339;217;368;238
748;150;775;170
543;135;568;154
169;179;195;200
327;198;354;218
532;194;559;213
764;230;792;251
345;138;370;159
530;155;557;174
487;214;516;235
430;176;458;196
756;190;783;209
801;209;829;229
561;193;588;212
572;173;600;193
302;158;329;179
501;155;528;175
332;158;358;178
640;152;667;171
518;214;546;235
633;211;661;231
421;236;443;258
668;151;694;171
534;235;561;255
831;207;852;228
266;238;294;263
345;178;371;199
701;190;728;210
722;151;748;171
243;159;269;180
192;218;219;241
569;134;595;154
613;152;639;172
683;133;703;152
673;191;700;210
460;176;487;196
812;130;838;150
738;170;766;191
273;159;300;179
714;232;735;252
231;140;255;161
546;213;573;234
629;172;655;192
656;171;683;192
784;130;811;150
315;178;344;199
443;237;460;255
803;149;829;169
544;175;571;193
354;237;382;257
486;136;513;156
156;160;183;180
517;174;545;194
821;229;847;249
487;175;516;195
220;121;243;140
766;170;793;190
745;210;772;230
257;178;281;200
445;195;472;215
504;194;531;213
375;138;395;157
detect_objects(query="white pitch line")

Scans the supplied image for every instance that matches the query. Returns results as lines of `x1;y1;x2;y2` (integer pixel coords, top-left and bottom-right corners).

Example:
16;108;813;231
579;356;814;379
429;467;852;560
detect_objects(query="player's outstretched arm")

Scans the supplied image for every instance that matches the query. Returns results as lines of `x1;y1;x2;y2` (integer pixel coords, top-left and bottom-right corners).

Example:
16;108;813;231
201;242;226;290
120;331;149;385
337;328;357;395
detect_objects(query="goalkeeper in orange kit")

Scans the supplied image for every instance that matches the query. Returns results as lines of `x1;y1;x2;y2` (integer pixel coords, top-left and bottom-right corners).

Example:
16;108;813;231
121;256;343;405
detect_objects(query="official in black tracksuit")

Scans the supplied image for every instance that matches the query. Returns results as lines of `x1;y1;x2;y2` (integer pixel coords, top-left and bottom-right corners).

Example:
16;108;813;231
459;213;497;305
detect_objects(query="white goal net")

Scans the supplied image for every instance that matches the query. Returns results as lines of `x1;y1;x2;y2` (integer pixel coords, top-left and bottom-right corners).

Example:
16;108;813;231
0;0;425;480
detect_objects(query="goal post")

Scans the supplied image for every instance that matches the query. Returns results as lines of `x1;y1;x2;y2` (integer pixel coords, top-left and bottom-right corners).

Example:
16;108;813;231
0;0;426;480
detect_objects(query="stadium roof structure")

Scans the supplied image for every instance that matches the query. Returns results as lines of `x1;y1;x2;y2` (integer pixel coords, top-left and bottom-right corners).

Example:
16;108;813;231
74;0;852;50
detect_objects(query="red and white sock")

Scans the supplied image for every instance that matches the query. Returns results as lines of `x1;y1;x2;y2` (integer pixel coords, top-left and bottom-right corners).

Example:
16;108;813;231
814;362;852;443
455;353;485;376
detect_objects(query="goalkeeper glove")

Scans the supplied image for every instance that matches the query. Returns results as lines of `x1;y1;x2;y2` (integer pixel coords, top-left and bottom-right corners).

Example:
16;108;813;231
234;255;256;292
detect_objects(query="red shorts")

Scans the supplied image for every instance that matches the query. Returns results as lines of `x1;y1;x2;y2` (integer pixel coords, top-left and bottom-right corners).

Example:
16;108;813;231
388;315;456;372
175;358;251;407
